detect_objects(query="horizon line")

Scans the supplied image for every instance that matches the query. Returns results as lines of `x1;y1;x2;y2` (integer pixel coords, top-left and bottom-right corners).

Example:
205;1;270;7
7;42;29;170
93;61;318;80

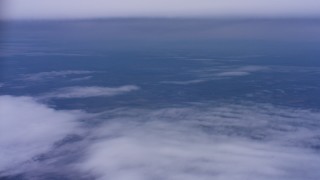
2;16;320;22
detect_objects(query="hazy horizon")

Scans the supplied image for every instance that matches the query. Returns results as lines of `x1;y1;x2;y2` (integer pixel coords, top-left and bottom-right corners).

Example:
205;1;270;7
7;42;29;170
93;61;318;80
2;0;320;20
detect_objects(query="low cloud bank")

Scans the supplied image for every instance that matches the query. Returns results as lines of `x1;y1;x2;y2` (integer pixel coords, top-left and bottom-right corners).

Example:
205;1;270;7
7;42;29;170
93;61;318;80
1;96;320;179
78;105;320;180
41;85;139;99
0;95;85;175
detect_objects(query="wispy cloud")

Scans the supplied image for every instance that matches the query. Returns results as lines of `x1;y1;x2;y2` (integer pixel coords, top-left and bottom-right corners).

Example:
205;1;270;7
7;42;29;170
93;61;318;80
215;71;250;77
162;65;268;84
41;85;139;99
215;66;268;77
161;79;207;85
22;71;94;82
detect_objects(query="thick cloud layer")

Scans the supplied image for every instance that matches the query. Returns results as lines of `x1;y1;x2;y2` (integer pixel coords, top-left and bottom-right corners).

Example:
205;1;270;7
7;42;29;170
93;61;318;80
1;95;320;179
0;96;83;174
78;105;320;180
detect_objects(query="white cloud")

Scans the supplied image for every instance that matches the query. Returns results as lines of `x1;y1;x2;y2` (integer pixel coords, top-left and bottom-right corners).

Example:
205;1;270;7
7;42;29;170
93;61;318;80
41;85;139;99
1;96;320;179
23;71;93;81
0;95;84;174
81;136;320;180
77;105;320;180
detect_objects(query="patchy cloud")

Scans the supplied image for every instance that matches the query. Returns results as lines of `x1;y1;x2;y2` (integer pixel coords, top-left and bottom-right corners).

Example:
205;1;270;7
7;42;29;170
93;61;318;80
41;85;139;99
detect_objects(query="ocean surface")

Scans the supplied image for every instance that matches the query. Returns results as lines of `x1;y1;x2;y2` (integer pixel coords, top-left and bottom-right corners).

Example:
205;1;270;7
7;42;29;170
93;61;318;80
1;19;320;180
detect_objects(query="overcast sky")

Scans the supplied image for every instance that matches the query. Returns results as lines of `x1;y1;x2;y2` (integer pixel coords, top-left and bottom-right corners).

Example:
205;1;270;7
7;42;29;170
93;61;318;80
2;0;320;20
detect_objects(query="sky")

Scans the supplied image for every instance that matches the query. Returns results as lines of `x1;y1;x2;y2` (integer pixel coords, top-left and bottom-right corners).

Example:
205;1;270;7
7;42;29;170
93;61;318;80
2;0;320;20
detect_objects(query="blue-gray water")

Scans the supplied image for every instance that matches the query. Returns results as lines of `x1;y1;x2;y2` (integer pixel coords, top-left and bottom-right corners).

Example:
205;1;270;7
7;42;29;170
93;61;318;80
1;19;320;180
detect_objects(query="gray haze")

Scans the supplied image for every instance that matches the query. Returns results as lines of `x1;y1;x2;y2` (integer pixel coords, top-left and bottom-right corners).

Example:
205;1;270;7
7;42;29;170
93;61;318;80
2;0;320;20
